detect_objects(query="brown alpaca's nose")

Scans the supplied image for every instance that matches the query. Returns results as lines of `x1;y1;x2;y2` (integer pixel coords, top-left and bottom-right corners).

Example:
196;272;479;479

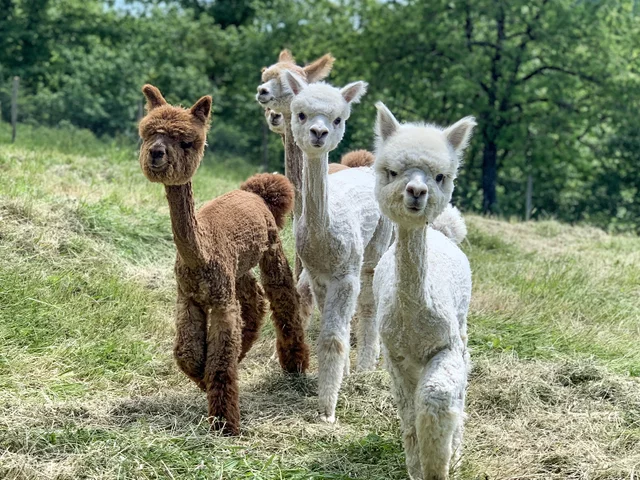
150;145;166;164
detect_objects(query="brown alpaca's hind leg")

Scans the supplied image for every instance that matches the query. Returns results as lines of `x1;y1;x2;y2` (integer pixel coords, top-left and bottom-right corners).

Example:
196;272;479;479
259;233;310;374
236;272;267;362
174;291;207;392
204;303;242;435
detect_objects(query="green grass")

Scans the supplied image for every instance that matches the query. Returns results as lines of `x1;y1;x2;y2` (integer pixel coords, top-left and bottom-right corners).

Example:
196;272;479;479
1;123;639;479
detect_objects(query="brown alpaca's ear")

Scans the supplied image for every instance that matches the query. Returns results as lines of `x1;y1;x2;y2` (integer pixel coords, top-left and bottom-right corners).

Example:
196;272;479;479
279;49;294;63
303;53;335;83
190;95;212;124
142;84;167;111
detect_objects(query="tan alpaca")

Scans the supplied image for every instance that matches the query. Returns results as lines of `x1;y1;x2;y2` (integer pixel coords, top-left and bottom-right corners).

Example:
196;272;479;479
257;50;335;324
138;85;309;435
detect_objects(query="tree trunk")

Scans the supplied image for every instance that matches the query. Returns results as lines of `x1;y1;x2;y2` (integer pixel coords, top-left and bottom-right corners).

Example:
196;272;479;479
482;139;498;214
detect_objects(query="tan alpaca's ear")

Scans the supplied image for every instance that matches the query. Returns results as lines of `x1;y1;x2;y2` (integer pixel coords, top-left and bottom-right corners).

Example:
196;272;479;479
142;84;167;111
282;70;307;96
303;53;335;83
190;95;212;124
341;81;367;104
375;101;400;142
444;116;477;154
279;49;294;63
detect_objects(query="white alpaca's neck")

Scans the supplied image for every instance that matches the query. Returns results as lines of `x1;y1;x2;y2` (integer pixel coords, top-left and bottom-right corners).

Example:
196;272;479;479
395;225;430;306
301;150;331;233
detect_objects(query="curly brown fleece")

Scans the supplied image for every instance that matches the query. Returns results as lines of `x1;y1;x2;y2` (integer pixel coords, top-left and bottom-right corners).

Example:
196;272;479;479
328;149;375;174
138;85;309;436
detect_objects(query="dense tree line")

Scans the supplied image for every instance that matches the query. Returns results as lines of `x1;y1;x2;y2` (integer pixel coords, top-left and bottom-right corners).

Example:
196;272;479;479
1;0;638;231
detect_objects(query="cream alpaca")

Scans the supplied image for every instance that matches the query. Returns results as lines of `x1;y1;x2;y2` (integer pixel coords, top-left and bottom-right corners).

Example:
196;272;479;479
257;50;335;324
282;71;393;423
372;102;474;479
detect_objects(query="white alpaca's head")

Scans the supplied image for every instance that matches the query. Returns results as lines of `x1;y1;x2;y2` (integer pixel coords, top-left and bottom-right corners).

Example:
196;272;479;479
374;102;476;228
264;107;285;134
282;70;367;155
256;50;335;114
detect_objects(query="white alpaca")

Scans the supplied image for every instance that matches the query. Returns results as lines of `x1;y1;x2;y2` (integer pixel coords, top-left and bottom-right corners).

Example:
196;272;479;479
282;71;393;423
372;102;475;480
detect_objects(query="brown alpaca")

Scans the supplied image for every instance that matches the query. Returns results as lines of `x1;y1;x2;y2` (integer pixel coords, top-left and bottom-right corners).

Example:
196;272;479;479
138;85;309;435
328;149;375;174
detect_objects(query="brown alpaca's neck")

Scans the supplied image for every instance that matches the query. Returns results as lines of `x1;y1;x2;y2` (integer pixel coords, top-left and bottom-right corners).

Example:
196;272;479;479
284;119;303;219
164;183;204;267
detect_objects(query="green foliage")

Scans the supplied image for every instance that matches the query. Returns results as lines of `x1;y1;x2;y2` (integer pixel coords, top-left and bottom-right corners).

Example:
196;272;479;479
0;0;639;230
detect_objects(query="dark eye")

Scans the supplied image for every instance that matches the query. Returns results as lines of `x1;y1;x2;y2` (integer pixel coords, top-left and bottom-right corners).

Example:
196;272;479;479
298;112;306;121
436;174;444;182
333;117;341;126
389;170;397;178
181;141;194;150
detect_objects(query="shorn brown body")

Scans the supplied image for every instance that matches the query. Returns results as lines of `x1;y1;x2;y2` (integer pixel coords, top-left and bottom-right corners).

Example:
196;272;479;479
138;85;309;435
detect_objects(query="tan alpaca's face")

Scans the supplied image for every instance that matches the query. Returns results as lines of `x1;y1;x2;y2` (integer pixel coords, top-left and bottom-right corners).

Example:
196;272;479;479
265;108;285;134
374;103;476;228
138;85;212;186
256;50;335;114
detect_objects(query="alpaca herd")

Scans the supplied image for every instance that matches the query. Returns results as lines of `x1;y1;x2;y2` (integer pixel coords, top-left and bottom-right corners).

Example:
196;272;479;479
138;49;475;479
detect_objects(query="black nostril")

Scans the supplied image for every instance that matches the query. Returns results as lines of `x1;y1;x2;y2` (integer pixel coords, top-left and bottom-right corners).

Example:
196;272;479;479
407;185;426;198
319;130;328;139
150;148;165;162
260;88;269;95
311;127;328;139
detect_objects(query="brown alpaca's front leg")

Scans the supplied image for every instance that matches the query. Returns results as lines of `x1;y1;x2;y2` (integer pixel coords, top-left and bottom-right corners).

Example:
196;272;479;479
259;234;310;374
204;303;242;435
174;292;207;391
236;272;267;362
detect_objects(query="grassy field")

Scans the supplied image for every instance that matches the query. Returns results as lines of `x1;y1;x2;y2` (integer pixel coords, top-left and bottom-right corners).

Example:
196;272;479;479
1;124;639;479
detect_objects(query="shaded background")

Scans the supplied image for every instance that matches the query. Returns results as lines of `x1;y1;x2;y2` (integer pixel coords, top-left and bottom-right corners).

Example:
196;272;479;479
1;0;639;231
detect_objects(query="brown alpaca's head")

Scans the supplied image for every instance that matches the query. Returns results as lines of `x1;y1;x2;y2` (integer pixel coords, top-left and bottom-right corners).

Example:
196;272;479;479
138;85;212;186
256;49;335;114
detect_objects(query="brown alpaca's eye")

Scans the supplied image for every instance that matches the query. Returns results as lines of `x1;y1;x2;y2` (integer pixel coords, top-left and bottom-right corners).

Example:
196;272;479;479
181;141;193;150
436;174;444;182
333;117;341;126
298;112;306;121
389;170;397;178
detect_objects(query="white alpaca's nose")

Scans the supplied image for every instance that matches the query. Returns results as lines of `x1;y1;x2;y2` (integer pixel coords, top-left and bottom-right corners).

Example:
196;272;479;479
406;181;428;199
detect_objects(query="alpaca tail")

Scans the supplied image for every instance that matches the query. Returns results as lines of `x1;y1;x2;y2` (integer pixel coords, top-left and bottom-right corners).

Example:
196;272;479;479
431;205;467;245
240;173;294;229
340;149;375;168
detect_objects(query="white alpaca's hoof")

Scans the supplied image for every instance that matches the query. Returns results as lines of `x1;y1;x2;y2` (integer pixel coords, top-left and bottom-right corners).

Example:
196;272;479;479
318;413;336;424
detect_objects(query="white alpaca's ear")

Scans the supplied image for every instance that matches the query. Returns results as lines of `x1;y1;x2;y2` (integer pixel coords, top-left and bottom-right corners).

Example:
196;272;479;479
282;70;307;96
340;81;367;104
375;101;400;142
444;116;477;154
303;53;335;83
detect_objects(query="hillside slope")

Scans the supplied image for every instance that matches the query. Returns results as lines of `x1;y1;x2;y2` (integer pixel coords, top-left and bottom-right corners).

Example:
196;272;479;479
1;126;639;479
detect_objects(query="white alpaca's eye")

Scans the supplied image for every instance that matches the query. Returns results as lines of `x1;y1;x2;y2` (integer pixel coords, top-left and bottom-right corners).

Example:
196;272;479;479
333;117;341;126
388;170;397;178
436;174;444;183
298;112;306;121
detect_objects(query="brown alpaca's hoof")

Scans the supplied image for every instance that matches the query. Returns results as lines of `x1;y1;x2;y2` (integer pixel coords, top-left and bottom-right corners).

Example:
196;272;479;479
209;416;240;436
277;342;310;374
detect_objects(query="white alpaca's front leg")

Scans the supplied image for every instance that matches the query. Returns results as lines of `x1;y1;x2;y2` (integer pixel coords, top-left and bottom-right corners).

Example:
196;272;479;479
414;347;467;480
355;267;379;371
317;275;360;423
386;353;422;479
